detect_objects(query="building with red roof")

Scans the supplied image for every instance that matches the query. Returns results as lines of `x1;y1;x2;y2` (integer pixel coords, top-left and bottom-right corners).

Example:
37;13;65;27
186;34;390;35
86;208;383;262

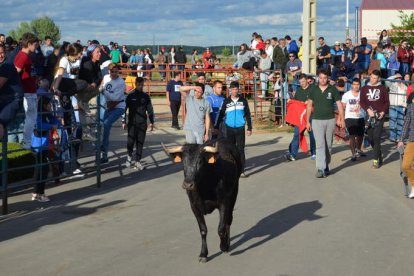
360;0;414;41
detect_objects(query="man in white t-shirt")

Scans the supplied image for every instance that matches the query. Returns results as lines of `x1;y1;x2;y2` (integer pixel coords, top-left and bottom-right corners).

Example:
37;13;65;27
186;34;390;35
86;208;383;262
341;78;366;161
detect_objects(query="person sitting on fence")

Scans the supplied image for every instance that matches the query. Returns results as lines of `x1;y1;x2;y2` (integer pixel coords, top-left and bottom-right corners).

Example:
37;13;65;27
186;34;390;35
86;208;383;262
235;43;255;71
387;73;407;142
258;50;272;98
99;63;126;163
31;96;61;202
136;49;144;77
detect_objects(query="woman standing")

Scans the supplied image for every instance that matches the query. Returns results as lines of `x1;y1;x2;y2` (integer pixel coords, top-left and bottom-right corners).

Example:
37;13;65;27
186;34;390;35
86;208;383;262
378;30;391;48
341;78;366;161
167;47;176;71
99;63;126;163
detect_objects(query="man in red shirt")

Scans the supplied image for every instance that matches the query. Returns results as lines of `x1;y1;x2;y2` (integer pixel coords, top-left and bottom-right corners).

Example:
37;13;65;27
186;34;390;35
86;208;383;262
14;32;39;149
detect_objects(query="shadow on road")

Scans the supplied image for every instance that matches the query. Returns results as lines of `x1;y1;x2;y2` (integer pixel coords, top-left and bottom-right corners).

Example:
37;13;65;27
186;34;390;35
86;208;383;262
228;200;323;256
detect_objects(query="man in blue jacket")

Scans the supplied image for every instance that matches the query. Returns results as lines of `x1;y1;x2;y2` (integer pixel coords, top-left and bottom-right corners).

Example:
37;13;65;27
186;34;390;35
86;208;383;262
214;81;252;177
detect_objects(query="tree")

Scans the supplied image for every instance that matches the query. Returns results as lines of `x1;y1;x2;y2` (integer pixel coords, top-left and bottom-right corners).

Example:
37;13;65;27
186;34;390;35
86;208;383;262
391;11;414;45
222;47;231;57
8;16;61;45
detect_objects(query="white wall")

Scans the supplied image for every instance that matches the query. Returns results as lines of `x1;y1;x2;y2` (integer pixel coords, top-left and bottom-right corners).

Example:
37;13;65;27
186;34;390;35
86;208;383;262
361;9;414;41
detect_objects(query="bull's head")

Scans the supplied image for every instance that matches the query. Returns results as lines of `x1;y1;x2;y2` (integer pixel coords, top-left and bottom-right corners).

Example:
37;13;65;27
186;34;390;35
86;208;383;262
162;143;218;191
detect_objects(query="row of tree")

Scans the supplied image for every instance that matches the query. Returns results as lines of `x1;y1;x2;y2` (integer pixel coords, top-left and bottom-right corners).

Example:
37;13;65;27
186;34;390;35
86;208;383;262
7;12;414;48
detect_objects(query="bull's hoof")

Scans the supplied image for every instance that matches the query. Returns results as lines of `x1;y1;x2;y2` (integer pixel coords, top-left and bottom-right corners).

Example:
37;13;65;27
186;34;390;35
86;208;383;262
198;257;208;263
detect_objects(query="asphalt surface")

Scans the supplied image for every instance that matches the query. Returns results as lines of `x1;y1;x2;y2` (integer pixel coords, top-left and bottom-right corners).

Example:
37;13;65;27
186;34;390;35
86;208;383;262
0;125;413;276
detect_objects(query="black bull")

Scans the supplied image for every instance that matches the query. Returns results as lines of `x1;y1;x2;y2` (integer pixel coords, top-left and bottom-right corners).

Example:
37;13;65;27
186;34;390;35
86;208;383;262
163;140;242;262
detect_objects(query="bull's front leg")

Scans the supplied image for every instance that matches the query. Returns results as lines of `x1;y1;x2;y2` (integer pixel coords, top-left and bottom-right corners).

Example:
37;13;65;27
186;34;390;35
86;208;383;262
218;206;230;253
190;204;208;262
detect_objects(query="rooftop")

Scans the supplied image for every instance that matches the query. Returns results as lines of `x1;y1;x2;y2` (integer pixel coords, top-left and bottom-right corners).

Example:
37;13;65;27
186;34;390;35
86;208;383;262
361;0;414;9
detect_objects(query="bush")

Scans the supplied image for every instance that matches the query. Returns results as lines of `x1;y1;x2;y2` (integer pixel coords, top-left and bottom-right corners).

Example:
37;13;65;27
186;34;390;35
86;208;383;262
0;143;35;184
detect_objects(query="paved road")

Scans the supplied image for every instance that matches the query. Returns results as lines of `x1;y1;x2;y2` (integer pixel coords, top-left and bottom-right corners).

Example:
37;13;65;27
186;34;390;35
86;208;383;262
0;127;413;276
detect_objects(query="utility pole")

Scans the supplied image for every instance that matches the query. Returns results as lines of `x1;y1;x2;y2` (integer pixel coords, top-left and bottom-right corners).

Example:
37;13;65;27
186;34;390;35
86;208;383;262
346;0;350;38
302;0;317;74
355;6;359;42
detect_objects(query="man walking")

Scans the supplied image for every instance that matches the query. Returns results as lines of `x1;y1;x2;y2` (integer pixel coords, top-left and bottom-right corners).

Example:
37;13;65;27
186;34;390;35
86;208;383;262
215;81;252;177
306;70;345;178
360;70;390;168
166;72;183;130
285;74;316;161
123;77;154;170
206;80;225;139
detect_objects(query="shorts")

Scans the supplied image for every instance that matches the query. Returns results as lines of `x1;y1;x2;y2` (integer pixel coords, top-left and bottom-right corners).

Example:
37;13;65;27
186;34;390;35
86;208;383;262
345;118;365;136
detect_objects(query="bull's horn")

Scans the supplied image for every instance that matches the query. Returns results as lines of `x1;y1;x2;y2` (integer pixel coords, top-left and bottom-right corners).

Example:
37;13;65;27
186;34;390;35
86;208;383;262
161;143;183;154
203;144;218;153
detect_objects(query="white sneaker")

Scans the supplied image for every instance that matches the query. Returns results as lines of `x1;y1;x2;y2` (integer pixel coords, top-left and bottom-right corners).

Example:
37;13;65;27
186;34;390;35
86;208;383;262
73;168;82;175
125;156;132;168
134;161;144;171
31;193;39;201
37;195;50;202
409;188;414;199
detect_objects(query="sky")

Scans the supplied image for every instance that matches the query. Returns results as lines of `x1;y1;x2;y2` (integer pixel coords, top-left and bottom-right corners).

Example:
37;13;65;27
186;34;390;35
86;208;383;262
1;0;361;46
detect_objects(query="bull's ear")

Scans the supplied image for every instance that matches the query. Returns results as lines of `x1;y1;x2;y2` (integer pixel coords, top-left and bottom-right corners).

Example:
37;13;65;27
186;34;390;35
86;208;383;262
173;153;183;163
205;153;217;164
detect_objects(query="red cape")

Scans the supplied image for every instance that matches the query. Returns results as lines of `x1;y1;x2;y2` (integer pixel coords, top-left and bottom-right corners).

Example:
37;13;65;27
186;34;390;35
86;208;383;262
285;100;309;153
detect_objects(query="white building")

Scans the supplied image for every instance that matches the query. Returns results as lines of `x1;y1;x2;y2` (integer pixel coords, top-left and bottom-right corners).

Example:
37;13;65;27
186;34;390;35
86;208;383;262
360;0;414;41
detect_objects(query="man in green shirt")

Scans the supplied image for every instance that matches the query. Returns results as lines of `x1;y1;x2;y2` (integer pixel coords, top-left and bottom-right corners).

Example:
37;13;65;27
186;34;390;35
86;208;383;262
285;74;316;161
306;70;345;178
110;43;122;65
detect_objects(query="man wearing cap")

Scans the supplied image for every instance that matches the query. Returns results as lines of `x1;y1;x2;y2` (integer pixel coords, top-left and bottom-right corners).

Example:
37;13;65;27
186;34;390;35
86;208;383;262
330;41;344;68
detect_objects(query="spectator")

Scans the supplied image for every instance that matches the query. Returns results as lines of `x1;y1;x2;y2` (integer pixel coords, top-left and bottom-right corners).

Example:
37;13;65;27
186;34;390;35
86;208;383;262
341;78;366;161
398;100;414;198
214;81;252;177
121;45;130;63
0;34;5;46
167;47;176;70
285;35;299;55
235;43;255;71
306;69;345;178
0;44;24;140
110;43;122;65
191;49;198;69
40;36;54;58
387;45;399;77
122;77;154;170
166;72;183;130
375;46;388;78
14;32;39;149
317;37;331;72
156;47;167;80
99;63;126;163
387;73;407;142
202;47;213;69
378;30;391;48
45;46;60;84
265;39;274;64
136;49;144;77
285;53;302;92
285;73;316;161
179;82;212;144
143;48;154;79
175;47;187;71
272;38;288;73
343;39;358;67
128;50;137;71
297;36;303;61
258;50;272;98
360;70;390;168
31;96;61;202
330;41;344;69
196;72;213;97
397;40;412;75
355;37;373;71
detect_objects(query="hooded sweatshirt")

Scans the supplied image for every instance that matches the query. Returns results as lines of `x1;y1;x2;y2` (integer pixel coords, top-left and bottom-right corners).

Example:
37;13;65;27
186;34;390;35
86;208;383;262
360;82;390;114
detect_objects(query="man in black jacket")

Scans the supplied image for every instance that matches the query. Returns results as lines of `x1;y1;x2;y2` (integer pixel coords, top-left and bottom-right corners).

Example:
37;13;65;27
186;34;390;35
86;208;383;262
122;77;154;170
175;47;187;71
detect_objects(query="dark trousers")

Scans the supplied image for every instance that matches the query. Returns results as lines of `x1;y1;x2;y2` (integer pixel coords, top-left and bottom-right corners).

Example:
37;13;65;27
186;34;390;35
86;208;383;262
225;126;246;171
127;123;147;161
35;150;49;194
170;100;181;128
367;119;384;160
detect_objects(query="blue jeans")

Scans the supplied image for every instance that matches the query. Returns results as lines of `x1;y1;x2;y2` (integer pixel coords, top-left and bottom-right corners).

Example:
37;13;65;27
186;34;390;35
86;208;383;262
389;106;405;141
400;63;409;75
358;61;370;71
102;108;124;155
159;65;166;79
289;126;316;157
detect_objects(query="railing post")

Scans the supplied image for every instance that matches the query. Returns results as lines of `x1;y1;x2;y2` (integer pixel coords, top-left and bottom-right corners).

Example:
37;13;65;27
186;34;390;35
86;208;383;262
96;92;102;188
253;74;257;119
1;127;8;215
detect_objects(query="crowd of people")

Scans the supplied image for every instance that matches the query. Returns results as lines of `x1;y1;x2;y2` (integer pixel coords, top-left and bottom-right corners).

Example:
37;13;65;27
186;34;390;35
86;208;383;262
2;29;414;204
